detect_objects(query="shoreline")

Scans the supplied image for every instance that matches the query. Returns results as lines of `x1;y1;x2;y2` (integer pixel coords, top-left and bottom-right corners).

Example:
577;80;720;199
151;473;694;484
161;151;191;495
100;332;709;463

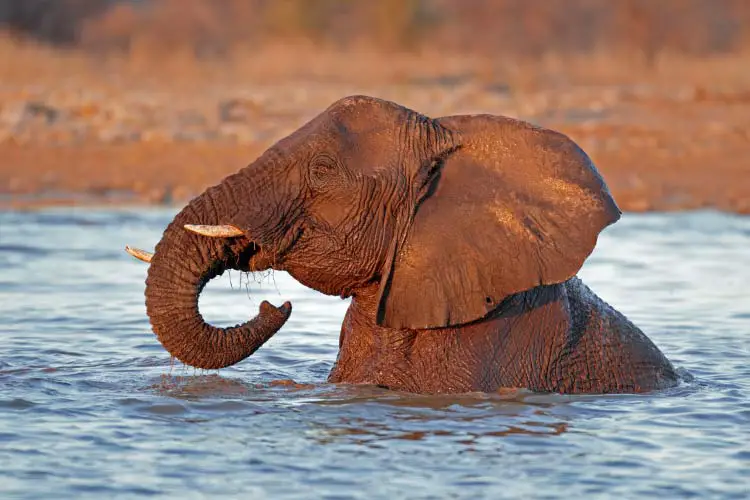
2;133;748;213
2;119;748;213
1;43;748;213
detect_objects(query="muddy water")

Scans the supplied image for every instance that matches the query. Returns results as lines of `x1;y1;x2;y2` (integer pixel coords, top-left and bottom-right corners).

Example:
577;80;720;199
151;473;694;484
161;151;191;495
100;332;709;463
0;208;748;498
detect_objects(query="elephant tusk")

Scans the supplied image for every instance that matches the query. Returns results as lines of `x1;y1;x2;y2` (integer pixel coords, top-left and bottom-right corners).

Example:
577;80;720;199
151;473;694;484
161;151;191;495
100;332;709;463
125;246;153;263
183;224;245;238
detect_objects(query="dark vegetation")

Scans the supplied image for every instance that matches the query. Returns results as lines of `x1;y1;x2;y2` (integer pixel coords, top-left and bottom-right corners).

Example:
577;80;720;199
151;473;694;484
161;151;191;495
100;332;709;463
1;0;748;61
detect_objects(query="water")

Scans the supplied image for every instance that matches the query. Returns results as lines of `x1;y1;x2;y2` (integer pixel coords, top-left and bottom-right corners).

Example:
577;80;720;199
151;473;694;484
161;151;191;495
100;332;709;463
0;208;748;499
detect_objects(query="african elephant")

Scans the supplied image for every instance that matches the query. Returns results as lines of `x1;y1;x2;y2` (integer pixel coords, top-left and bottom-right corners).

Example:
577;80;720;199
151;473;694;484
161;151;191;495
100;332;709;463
126;95;678;394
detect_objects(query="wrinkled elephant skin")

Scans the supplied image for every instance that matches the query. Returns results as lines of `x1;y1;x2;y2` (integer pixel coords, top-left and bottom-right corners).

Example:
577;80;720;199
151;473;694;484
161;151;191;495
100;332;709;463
130;95;679;394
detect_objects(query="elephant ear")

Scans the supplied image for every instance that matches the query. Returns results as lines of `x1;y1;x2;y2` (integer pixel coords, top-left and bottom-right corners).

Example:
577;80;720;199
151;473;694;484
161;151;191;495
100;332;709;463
376;114;621;330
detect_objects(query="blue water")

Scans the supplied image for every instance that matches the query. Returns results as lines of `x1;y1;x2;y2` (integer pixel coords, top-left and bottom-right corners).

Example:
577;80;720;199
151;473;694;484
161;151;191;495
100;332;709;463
0;208;748;499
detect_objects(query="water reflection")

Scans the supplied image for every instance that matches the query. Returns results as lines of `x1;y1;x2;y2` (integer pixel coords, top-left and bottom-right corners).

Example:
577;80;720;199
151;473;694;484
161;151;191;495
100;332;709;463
310;411;570;447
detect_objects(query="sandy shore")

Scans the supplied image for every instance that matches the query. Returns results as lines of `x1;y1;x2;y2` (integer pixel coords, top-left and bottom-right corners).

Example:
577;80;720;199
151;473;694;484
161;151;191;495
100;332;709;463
1;44;749;213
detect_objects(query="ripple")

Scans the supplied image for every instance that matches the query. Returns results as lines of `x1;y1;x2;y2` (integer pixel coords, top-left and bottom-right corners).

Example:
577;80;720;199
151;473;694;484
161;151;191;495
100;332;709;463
0;398;37;410
0;209;749;498
138;403;189;415
0;244;53;255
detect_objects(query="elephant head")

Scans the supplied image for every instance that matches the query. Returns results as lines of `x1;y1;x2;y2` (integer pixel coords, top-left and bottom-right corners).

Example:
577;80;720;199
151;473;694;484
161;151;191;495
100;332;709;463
128;95;620;369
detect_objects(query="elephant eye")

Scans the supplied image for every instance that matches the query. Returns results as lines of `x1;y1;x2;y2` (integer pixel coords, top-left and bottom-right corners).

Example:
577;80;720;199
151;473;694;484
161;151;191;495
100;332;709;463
309;154;338;189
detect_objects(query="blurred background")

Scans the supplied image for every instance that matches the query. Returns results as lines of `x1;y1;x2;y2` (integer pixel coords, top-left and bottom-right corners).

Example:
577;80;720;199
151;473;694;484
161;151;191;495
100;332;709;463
1;6;749;497
2;0;749;60
1;0;748;211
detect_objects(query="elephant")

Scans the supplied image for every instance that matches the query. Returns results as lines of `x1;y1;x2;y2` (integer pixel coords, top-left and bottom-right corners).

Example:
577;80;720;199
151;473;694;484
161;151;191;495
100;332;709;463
126;95;679;395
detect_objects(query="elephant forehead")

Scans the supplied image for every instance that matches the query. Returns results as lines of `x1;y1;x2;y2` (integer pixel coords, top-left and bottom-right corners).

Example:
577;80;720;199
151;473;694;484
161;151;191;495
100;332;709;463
312;122;408;178
327;95;415;124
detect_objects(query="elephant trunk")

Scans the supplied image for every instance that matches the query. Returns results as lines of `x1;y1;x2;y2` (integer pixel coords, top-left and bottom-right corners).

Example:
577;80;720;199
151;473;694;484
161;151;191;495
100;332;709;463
144;170;291;369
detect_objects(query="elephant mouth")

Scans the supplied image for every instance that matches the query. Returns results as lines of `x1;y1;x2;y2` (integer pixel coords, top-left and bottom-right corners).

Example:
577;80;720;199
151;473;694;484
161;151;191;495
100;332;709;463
221;238;266;274
196;243;254;293
197;238;284;298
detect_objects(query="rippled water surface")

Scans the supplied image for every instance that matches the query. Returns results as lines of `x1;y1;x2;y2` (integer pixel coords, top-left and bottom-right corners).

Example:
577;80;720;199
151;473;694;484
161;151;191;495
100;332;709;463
1;208;748;498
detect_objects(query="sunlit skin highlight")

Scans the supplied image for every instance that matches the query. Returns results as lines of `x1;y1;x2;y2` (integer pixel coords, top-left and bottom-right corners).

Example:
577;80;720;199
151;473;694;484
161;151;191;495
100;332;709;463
128;95;679;395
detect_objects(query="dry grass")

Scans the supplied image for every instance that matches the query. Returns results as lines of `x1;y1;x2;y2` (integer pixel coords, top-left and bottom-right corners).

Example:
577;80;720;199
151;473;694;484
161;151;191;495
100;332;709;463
0;2;749;212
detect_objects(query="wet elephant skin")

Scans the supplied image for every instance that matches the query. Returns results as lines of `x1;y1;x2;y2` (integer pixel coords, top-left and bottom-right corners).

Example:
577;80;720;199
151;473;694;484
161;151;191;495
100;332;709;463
136;95;679;394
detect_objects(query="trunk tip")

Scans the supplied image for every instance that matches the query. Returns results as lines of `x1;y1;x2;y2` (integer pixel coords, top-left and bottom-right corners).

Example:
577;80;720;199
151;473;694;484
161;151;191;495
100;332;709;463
260;300;292;318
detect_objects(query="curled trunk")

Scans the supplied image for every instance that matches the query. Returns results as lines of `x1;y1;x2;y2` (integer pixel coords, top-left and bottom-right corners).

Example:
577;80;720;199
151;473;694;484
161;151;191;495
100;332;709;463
144;177;291;369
